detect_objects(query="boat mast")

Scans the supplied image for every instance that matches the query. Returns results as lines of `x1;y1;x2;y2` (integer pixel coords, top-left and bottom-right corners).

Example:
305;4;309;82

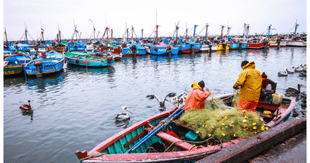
193;25;198;42
220;25;224;42
58;24;62;44
227;24;231;38
205;23;209;41
111;29;113;42
41;28;45;44
294;20;299;35
169;21;179;45
141;29;143;42
156;25;159;45
4;28;9;48
132;26;134;45
266;24;271;40
93;26;96;40
25;26;29;44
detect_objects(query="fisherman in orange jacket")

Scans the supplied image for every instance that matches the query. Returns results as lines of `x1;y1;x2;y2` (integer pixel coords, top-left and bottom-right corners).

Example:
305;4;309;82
233;60;262;112
184;80;211;111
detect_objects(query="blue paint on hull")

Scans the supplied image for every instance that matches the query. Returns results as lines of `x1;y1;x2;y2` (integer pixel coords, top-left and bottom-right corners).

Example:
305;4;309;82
24;51;65;76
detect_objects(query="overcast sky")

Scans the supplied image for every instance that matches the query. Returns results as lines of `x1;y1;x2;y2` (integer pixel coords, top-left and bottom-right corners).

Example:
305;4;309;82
3;0;307;41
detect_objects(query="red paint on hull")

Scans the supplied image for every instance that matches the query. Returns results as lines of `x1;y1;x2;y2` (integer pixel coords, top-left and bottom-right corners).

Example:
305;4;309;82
182;49;200;53
246;43;270;49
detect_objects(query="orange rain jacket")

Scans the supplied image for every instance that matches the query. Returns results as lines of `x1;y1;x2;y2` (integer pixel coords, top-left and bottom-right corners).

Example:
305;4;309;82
184;82;211;111
233;61;262;102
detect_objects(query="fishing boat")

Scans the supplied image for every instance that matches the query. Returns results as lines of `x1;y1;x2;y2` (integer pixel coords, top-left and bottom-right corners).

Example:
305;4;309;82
122;44;146;57
67;41;86;51
24;51;65;77
229;42;247;50
245;39;270;49
181;42;201;53
64;51;114;67
75;93;295;162
4;53;32;76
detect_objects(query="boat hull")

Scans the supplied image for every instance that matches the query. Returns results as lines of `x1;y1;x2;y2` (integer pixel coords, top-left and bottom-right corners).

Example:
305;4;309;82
200;45;218;52
64;52;115;67
76;94;295;162
150;46;169;56
229;43;247;50
122;48;146;57
4;53;32;76
4;65;24;75
181;44;201;53
24;52;65;76
246;43;270;49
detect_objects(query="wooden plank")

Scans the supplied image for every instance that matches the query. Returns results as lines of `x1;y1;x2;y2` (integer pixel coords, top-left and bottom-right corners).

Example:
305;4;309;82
124;130;146;148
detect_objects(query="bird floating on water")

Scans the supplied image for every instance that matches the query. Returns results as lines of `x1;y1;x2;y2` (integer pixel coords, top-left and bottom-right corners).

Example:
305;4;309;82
19;100;33;113
115;106;133;121
285;84;306;97
278;69;288;76
285;68;294;74
146;93;176;111
294;64;305;72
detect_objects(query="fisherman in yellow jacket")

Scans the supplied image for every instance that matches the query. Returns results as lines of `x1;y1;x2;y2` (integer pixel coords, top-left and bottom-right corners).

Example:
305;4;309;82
233;61;262;112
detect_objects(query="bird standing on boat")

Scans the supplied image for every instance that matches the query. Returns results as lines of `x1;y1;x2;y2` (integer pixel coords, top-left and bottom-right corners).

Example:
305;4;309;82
19;100;33;113
278;69;288;76
115;106;133;121
146;93;176;111
171;93;187;106
285;84;305;97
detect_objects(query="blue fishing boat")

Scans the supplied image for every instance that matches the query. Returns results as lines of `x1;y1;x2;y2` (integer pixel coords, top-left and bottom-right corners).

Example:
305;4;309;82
4;53;32;76
67;41;86;51
181;42;202;53
122;43;146;57
24;51;65;77
64;51;114;67
229;43;247;50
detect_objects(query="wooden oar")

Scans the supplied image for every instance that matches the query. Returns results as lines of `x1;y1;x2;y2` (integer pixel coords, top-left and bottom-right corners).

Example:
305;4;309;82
125;105;185;153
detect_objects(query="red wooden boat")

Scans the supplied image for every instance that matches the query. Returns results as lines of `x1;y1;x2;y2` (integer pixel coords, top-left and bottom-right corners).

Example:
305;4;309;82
75;94;295;162
246;42;270;49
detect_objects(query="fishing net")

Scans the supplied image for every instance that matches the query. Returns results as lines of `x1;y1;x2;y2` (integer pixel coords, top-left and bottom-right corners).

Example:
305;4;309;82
176;89;267;142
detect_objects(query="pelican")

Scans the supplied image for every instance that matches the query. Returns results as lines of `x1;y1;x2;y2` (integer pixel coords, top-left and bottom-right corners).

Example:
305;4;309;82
285;84;306;97
294;64;304;72
146;93;176;111
115;106;133;121
285;68;294;74
278;69;288;76
19;100;33;113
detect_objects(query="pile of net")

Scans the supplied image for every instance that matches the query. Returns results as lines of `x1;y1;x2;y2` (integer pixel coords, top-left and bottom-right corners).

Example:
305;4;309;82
176;89;268;142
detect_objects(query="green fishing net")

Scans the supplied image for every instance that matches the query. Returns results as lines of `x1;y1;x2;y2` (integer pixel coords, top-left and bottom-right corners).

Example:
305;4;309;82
176;89;267;142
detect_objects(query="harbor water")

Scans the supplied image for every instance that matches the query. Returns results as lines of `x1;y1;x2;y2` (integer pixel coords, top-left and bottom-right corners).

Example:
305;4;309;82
4;47;307;163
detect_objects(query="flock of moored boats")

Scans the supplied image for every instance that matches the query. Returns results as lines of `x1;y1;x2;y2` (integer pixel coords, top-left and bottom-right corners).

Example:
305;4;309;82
3;22;307;78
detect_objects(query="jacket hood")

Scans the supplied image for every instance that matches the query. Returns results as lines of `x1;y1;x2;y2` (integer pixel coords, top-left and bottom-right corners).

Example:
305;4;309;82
191;81;202;90
242;61;255;70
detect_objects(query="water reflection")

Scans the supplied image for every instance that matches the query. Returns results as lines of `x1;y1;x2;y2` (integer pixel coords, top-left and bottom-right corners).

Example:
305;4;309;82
21;110;33;121
149;54;178;63
26;70;66;91
66;64;115;75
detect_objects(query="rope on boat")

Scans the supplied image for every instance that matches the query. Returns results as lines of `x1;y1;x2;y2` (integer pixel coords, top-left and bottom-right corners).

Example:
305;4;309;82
78;153;105;162
164;140;185;152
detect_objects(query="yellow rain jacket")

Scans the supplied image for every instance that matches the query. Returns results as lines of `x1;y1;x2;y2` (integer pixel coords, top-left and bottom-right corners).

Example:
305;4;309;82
184;82;211;111
233;61;262;101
